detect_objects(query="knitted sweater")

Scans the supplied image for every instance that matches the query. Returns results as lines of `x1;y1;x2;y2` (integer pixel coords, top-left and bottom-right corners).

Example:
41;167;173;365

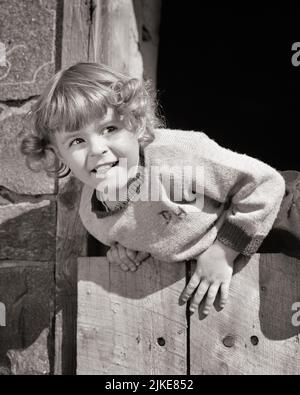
79;129;285;262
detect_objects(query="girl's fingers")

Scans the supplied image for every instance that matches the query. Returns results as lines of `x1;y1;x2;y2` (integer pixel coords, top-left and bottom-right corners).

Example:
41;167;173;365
126;248;138;262
107;244;129;271
189;280;210;313
116;243;137;272
107;243;148;272
120;263;129;271
202;283;220;315
109;243;121;263
220;282;230;308
106;247;116;263
180;269;202;304
107;246;124;270
106;248;112;263
135;251;151;263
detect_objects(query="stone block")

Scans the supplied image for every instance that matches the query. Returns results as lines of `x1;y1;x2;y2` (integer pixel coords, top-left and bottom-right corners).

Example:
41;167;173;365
0;196;10;205
0;101;55;194
0;199;56;261
0;0;57;100
0;263;54;375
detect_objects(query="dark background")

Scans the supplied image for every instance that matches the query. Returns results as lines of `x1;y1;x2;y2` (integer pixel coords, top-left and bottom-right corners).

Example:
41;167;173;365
88;5;300;255
157;4;300;171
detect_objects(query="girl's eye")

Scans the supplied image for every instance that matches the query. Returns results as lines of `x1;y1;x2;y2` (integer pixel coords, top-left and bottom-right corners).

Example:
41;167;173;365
69;138;84;147
103;126;118;135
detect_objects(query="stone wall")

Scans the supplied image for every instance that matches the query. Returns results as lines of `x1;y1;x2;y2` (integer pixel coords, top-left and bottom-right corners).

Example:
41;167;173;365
0;0;58;375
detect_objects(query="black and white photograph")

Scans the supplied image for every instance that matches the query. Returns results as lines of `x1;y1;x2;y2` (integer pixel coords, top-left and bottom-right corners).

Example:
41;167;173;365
0;1;300;377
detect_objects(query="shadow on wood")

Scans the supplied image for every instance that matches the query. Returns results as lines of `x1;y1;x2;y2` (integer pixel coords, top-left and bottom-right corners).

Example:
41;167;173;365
77;253;300;375
77;257;187;375
190;254;300;375
78;256;186;299
259;254;300;341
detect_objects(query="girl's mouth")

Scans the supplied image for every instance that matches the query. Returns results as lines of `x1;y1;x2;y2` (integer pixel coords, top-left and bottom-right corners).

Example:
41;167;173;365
91;160;119;176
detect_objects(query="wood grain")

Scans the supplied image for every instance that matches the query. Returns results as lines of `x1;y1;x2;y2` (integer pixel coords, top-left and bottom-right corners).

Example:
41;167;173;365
190;253;300;375
133;0;162;84
89;0;143;78
55;177;88;375
61;0;91;68
55;0;91;375
77;257;187;375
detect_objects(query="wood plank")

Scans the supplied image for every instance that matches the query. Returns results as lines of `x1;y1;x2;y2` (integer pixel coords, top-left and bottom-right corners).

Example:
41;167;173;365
190;253;300;375
61;0;91;68
133;0;162;84
89;0;143;77
55;177;88;375
55;0;91;375
77;257;187;375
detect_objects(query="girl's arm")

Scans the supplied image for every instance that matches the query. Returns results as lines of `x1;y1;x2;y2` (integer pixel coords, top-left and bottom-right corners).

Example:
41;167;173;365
171;129;285;315
156;128;285;256
189;131;286;256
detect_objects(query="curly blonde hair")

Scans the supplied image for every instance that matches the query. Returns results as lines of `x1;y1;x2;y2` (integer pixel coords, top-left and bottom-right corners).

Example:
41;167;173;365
21;62;163;177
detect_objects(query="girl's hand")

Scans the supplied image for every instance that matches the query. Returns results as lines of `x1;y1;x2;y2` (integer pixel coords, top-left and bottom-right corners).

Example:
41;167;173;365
180;240;239;315
106;242;150;272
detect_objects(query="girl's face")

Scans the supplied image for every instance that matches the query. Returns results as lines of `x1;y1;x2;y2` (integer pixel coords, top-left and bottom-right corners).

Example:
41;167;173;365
53;108;140;196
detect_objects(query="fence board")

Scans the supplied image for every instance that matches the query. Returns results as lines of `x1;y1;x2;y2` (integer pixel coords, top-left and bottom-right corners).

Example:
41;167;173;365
190;253;300;375
55;177;88;375
55;0;91;375
77;257;187;375
133;0;162;84
61;0;91;68
89;0;143;77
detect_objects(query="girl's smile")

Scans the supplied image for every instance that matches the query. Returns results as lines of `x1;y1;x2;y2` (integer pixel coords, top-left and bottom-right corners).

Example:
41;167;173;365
53;108;140;197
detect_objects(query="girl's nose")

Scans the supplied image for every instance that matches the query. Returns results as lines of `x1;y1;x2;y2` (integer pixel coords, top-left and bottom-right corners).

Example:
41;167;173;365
88;135;109;156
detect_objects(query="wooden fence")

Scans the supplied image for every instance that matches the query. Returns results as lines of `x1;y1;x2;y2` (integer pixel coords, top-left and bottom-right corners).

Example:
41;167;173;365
77;253;300;375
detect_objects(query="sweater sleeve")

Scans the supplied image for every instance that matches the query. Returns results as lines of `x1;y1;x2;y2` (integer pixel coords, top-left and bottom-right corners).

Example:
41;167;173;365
188;131;286;256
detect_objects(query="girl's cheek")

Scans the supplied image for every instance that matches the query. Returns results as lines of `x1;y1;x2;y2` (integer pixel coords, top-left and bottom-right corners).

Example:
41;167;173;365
72;151;87;166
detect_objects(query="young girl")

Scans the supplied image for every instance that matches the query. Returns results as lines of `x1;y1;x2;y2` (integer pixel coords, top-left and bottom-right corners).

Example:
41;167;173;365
21;62;299;316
